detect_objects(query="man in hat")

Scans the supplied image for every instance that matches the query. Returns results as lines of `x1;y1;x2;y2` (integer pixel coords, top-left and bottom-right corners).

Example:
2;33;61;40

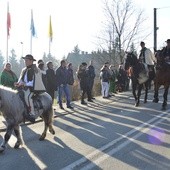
162;39;170;65
16;54;46;123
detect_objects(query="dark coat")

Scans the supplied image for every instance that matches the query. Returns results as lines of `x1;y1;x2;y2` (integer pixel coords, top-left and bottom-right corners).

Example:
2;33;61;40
67;68;74;85
46;68;56;91
56;66;68;86
77;69;89;90
88;65;95;80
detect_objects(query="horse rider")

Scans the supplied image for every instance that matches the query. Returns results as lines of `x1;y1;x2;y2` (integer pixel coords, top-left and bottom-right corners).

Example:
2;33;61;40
162;39;170;68
139;41;156;70
138;42;156;88
15;54;46;123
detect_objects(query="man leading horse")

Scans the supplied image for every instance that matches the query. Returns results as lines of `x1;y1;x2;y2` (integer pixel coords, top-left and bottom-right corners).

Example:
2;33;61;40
138;41;157;89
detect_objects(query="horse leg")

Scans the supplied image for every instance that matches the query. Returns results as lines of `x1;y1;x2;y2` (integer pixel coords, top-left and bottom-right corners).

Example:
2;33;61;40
48;108;55;135
14;125;23;149
39;109;55;141
153;82;160;103
0;124;14;153
132;81;137;101
39;115;48;141
135;84;142;107
162;85;169;110
144;81;149;103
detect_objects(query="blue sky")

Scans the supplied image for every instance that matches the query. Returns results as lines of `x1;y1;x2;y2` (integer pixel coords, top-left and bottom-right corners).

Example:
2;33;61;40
0;0;170;61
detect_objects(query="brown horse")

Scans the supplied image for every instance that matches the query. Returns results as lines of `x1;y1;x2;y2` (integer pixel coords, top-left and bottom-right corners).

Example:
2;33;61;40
153;50;170;110
124;52;149;107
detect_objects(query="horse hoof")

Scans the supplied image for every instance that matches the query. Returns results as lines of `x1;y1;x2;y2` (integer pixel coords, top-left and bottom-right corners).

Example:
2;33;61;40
14;142;21;149
0;146;5;153
49;129;55;135
135;103;139;107
39;135;45;141
162;107;166;111
153;99;159;103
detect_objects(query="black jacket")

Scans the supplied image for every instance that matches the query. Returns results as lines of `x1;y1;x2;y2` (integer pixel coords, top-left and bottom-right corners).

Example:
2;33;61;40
46;68;56;91
56;66;68;86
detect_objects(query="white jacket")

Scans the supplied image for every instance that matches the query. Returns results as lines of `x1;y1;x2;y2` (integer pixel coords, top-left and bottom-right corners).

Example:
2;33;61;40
139;48;156;65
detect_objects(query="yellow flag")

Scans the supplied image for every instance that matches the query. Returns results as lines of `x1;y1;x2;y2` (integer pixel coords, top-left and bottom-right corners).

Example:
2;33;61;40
48;15;53;42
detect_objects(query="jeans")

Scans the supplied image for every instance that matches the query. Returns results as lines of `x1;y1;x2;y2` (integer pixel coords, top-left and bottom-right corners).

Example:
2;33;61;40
58;84;71;107
101;81;109;97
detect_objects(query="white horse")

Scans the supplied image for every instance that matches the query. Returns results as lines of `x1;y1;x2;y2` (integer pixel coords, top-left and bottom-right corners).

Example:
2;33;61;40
0;85;55;153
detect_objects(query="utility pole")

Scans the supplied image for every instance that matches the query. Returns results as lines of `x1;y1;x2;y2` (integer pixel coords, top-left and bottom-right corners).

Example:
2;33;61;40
153;8;157;51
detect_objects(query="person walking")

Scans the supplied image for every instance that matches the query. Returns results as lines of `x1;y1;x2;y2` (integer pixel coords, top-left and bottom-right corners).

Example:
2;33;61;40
56;60;73;109
0;62;18;89
67;63;74;101
77;62;93;104
109;65;117;94
100;63;111;98
46;61;56;102
88;60;96;99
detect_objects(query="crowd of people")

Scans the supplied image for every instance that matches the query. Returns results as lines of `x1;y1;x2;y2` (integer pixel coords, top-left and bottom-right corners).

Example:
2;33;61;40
0;39;169;123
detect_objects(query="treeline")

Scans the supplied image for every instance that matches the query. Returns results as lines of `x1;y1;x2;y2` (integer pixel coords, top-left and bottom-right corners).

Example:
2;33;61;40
0;49;60;77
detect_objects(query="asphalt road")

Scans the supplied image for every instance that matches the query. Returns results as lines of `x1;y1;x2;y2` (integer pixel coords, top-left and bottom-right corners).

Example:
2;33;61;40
0;89;170;170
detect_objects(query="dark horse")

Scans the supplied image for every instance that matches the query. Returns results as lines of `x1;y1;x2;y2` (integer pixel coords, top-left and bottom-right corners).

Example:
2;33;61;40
124;52;150;106
153;50;170;110
0;85;55;153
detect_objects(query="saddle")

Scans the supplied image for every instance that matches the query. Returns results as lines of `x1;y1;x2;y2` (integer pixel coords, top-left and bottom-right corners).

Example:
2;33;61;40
17;90;43;118
138;63;149;84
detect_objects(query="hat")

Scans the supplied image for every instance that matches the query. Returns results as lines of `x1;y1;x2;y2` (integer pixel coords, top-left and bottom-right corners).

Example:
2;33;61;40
22;54;36;61
81;62;87;66
165;39;170;43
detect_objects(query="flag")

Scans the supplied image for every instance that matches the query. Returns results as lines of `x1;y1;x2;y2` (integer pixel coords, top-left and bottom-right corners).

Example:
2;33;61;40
30;9;36;37
48;15;53;42
7;2;11;37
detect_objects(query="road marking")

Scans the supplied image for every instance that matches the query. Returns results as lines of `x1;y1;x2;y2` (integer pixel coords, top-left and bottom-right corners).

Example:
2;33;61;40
62;110;170;170
81;112;170;170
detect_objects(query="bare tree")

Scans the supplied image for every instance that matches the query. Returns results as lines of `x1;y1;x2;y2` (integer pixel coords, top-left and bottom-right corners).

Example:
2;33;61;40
101;0;147;63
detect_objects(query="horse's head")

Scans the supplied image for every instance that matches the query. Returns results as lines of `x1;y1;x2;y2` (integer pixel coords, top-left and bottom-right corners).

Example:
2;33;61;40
155;50;164;63
124;52;138;70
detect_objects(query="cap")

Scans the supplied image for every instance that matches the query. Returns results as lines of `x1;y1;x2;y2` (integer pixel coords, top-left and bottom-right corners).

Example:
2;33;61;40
22;54;36;61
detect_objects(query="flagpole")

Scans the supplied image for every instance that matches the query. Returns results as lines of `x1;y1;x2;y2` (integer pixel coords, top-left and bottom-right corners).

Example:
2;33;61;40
30;31;32;54
6;1;10;62
48;15;53;55
30;9;35;55
49;39;51;54
6;32;8;62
